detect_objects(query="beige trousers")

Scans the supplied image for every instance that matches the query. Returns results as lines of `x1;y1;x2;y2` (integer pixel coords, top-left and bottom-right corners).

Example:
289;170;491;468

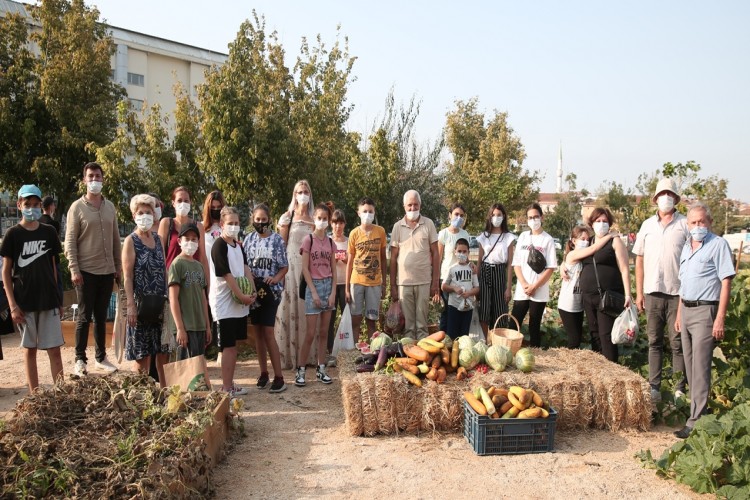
399;284;431;339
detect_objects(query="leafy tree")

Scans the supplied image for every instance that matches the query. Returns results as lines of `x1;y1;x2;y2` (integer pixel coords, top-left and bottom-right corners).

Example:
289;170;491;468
544;191;583;243
595;181;640;234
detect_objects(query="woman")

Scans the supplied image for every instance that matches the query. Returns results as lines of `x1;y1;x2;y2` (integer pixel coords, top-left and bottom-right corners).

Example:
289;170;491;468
243;204;288;393
511;203;557;347
477;203;516;336
276;180;315;370
326;209;348;362
202;190;226;353
578;208;632;363
122;194;167;377
437;203;471;331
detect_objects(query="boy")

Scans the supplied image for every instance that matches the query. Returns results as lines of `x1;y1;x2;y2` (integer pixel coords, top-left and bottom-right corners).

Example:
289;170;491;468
168;223;211;360
441;238;479;339
346;197;388;338
1;185;64;391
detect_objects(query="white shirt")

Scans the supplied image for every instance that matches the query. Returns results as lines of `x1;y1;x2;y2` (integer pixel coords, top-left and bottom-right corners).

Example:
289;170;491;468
558;262;583;312
438;227;470;280
477;232;516;264
209;239;250;320
632;211;688;295
511;231;558;302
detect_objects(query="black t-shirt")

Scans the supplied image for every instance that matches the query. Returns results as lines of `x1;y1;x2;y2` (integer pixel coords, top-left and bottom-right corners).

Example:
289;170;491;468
0;223;63;311
38;215;61;238
579;238;624;296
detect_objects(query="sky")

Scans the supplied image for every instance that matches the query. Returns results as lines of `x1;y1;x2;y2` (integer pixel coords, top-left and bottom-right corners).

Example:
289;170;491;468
87;0;750;201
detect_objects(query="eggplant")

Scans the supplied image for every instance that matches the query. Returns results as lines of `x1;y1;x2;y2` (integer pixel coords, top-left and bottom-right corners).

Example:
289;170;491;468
354;355;364;364
396;343;406;358
374;346;389;371
356;363;375;373
362;353;378;365
385;343;400;357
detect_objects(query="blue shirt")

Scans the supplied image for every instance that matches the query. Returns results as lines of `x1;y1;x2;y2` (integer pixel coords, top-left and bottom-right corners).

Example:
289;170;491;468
242;231;288;298
678;232;735;301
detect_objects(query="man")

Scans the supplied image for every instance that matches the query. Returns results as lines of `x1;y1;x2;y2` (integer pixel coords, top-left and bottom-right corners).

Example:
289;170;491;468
633;178;689;403
389;190;439;339
39;196;61;236
673;203;734;439
64;162;121;375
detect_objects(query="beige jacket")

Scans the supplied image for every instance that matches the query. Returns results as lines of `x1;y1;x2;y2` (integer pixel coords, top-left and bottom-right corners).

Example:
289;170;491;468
64;196;121;276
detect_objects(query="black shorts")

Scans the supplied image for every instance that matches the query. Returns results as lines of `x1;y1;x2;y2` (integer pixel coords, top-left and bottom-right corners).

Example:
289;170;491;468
249;298;281;328
216;316;248;350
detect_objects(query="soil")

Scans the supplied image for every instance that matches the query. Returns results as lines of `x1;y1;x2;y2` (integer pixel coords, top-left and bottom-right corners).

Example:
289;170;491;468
0;333;706;499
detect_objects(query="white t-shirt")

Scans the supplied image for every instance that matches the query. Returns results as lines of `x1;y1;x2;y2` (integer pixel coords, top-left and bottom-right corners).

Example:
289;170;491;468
443;263;479;310
511;231;558;302
209;238;250;320
557;262;583;312
438;227;471;280
477;232;516;264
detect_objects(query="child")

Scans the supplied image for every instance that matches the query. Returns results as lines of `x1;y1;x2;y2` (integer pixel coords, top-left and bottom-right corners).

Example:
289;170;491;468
296;202;337;387
327;209;348;364
441;238;480;339
1;185;64;392
168;223;211;360
345;198;387;339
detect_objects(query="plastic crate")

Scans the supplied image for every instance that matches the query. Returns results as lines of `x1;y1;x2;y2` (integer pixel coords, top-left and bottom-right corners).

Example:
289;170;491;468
463;400;557;455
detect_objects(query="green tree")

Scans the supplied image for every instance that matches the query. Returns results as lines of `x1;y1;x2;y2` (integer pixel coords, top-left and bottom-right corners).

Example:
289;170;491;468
544;192;583;243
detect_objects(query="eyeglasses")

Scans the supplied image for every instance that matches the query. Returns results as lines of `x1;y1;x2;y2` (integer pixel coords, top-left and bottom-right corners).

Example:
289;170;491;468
528;216;541;221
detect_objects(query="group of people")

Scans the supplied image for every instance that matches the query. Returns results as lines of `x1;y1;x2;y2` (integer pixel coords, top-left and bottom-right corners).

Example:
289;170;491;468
0;169;736;437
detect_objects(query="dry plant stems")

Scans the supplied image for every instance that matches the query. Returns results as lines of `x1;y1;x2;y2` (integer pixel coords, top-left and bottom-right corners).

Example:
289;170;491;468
0;373;238;498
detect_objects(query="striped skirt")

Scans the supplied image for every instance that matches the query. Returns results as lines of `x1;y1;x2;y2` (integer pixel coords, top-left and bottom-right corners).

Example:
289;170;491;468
479;262;509;328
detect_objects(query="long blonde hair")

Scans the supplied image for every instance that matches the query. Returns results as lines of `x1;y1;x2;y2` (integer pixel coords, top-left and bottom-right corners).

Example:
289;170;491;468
286;179;315;219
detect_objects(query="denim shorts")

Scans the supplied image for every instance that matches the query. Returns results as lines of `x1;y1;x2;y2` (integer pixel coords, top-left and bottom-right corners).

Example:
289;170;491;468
305;277;333;315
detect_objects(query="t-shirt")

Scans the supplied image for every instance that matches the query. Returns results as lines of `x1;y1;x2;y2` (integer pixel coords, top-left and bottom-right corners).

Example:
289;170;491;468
348;225;387;286
443;263;479;310
333;237;348;285
0;223;62;311
168;255;207;332
477;232;516;264
558;262;583;313
209;238;249;320
438;227;471;280
301;234;334;280
511;230;558;302
390;216;439;285
242;232;288;298
38;215;61;237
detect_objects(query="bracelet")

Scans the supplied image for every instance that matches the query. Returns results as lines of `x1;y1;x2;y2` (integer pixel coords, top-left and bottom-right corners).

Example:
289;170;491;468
11;306;19;313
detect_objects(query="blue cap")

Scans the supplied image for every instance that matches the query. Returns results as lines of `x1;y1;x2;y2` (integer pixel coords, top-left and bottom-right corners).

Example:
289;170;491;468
18;184;42;199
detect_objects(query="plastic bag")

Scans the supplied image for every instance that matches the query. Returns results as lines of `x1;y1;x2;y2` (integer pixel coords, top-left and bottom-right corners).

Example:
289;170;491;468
112;287;127;363
468;308;483;341
332;305;355;356
385;300;405;335
611;304;639;345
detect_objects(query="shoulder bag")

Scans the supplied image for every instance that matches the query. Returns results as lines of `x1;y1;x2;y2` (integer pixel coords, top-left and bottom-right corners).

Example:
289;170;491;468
592;256;626;318
526;234;547;274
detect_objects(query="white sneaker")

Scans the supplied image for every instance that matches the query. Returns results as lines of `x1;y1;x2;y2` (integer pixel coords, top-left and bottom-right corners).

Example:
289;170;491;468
74;360;88;376
95;358;118;373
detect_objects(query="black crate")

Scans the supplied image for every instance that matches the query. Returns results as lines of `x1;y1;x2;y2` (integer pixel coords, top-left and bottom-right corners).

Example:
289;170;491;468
463;400;557;455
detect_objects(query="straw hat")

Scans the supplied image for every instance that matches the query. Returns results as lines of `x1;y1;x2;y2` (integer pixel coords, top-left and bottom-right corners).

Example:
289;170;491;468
652;178;680;203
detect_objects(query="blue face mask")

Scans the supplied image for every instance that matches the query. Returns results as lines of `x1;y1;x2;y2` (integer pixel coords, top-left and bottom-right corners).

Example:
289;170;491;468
22;207;42;222
451;216;464;228
690;226;708;242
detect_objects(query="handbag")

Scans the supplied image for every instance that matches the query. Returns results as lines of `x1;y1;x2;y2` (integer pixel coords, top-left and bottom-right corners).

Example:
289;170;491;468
526;234;547;274
136;294;167;324
163;354;212;391
592;257;626;318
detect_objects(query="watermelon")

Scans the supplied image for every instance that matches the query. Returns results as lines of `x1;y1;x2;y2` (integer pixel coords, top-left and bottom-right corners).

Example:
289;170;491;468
231;276;254;304
369;332;392;351
514;347;535;373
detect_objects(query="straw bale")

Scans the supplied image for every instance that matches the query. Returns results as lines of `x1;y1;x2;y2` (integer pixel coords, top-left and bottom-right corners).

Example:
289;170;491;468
341;379;363;437
420;382;442;432
606;379;627;431
374;376;397;435
359;376;380;436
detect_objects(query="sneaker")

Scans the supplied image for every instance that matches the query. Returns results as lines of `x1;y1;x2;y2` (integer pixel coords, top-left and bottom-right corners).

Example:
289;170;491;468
74;360;88;376
256;372;270;389
326;355;337;368
295;367;306;387
316;366;333;384
674;425;692;439
674;389;686;399
95;358;118;373
650;388;662;403
269;377;287;393
229;383;248;397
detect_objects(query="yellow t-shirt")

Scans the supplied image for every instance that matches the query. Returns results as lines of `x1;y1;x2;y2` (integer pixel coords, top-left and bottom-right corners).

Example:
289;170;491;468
348;225;387;286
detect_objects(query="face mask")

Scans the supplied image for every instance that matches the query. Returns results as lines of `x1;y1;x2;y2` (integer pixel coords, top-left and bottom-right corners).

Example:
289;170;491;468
657;194;675;212
87;181;103;194
451;216;465;228
210;208;221;221
593;221;609;236
359;212;374;225
575;239;590;249
456;253;469;264
22;207;42;222
253;221;270;233
528;219;541;231
491;216;504;228
315;220;329;231
224;224;240;239
175;202;190;217
134;214;153;231
181;240;199;256
154;207;162;221
406;210;420;221
296;194;310;205
690;226;708;242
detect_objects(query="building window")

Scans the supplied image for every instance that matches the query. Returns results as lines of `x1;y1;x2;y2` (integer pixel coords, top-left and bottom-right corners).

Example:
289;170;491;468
110;68;115;80
127;72;144;86
128;98;144;110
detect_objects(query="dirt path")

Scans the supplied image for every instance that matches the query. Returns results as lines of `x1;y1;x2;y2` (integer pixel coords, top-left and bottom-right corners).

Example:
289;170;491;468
0;332;705;499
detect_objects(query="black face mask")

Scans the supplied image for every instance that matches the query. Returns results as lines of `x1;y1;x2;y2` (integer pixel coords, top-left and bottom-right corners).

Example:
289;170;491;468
210;208;221;221
253;222;271;233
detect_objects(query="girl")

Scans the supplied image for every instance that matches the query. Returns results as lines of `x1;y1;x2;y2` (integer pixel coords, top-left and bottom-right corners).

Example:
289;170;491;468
276;180;315;369
296;203;337;387
327;209;348;363
201;190;226;358
243;204;288;393
510;203;557;347
477;203;516;336
437;203;471;331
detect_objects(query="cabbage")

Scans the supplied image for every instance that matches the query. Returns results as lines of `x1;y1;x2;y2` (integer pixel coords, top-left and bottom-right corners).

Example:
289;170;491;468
514;347;535;373
472;341;488;364
459;347;480;370
457;335;474;351
370;332;392;351
486;345;510;372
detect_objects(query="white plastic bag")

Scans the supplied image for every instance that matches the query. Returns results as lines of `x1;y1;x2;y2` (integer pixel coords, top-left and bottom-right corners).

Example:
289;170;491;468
112;287;127;363
332;304;355;356
468;308;483;342
611;304;639;345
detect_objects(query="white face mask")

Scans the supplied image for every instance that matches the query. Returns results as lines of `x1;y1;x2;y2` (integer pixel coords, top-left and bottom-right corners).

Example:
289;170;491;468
528;219;541;231
175;202;190;217
296;194;310;205
406;210;420;221
359;212;374;225
315;220;329;231
657;194;675;212
87;181;103;194
181;240;199;256
224;224;240;239
593;221;609;236
456;253;469;263
134;214;153;232
491;216;504;228
575;239;590;249
154;206;162;221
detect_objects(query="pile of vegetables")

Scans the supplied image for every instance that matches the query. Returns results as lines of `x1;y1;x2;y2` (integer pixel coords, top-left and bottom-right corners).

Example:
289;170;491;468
464;385;552;419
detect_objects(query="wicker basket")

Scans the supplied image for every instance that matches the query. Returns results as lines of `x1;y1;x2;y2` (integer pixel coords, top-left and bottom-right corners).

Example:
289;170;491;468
488;314;523;355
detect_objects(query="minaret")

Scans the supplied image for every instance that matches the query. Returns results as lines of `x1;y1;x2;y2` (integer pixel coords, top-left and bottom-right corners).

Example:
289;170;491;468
556;142;563;193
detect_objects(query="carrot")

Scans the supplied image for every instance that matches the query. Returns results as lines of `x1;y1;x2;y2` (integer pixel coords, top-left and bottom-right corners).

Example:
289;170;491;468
427;331;446;342
397;360;419;375
404;344;431;362
436;366;447;384
440;347;451;365
464;392;488;416
456;366;468;381
431;354;442;369
426;367;438;381
393;357;417;365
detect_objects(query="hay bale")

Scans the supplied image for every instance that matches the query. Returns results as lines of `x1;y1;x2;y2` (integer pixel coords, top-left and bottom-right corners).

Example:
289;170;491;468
359;376;380;436
341;379;363;436
375;376;397;435
420;383;442;432
437;384;464;430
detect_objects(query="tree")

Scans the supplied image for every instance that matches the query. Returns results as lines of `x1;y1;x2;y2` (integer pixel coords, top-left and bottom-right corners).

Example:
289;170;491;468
595;181;639;234
444;98;539;232
544;191;583;243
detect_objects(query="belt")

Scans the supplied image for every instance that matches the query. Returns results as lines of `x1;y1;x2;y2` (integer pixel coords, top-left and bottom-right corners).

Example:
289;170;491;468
681;299;719;308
